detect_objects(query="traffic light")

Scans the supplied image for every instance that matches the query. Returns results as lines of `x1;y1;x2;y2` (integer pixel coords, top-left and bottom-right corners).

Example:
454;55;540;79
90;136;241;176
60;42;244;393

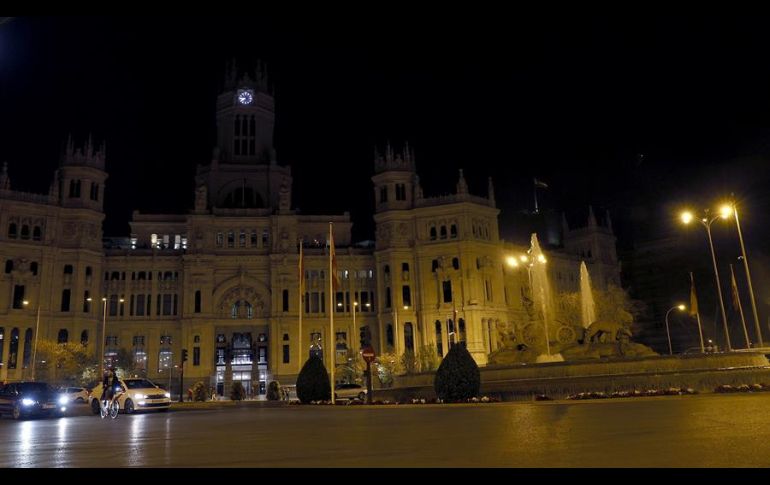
181;348;188;363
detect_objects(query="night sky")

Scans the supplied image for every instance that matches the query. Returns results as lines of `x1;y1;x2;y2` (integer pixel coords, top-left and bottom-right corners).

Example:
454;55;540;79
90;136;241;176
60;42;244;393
2;15;770;254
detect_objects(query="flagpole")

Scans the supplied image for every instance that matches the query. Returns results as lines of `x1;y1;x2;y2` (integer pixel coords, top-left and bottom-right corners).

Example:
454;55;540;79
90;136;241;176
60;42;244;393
298;239;303;375
329;222;335;404
730;264;751;349
533;178;539;214
690;273;705;354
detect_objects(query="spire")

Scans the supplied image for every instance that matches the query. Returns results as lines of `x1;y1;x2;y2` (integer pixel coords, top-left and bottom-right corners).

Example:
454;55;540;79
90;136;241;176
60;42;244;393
487;176;495;206
588;205;597;228
561;212;569;235
456;169;468;195
414;174;423;200
605;209;613;232
0;162;10;190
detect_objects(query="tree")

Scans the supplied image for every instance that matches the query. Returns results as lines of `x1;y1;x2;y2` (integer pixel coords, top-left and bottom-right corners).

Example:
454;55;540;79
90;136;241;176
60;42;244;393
374;349;404;388
296;355;331;403
230;381;246;401
434;344;480;402
35;340;97;386
417;344;441;372
336;348;365;384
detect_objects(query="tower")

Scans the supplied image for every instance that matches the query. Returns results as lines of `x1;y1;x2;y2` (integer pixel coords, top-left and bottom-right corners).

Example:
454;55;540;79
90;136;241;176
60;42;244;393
372;143;416;213
53;135;108;213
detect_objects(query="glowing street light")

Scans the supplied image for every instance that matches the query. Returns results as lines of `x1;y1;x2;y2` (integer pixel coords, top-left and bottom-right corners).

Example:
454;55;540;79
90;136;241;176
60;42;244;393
505;256;519;268
22;300;42;380
680;208;732;351
665;304;687;356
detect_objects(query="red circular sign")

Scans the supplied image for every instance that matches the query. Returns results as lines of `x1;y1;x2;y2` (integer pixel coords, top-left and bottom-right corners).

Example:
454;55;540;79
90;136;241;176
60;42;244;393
361;346;376;362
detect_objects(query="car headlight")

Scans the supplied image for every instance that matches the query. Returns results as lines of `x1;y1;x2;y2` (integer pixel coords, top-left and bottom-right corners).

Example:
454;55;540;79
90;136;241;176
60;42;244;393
134;393;145;400
164;392;171;398
58;396;68;405
22;398;35;406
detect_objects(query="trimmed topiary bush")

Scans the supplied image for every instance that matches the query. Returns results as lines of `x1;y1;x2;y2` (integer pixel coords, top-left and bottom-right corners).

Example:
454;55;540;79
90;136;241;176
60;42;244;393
296;355;331;403
230;381;246;401
267;381;281;401
434;344;480;402
191;381;210;402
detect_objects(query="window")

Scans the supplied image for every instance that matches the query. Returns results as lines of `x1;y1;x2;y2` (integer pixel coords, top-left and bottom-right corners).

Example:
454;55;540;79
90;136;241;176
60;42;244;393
80;330;88;346
193;347;200;366
262;229;269;246
158;350;173;372
69;179;81;198
30;262;38;276
386;324;394;348
430;227;437;240
90;182;99;201
379;186;388;203
250;230;257;246
432;259;439;272
404;323;414;352
440;226;447;239
484;280;492;301
23;328;32;367
8;328;19;369
61;289;71;312
459;319;467;348
85;266;92;278
109;294;118;316
435;321;443;357
442;280;453;303
216;232;224;247
32;226;42;241
395;183;406;201
239;230;246;247
282;289;289;312
402;285;411;307
8;222;17;238
12;285;25;309
385;287;391;309
227;231;234;248
4;259;12;274
402;262;409;273
20;225;29;239
450;224;457;238
452;257;459;270
283;344;290;364
194;290;201;313
57;329;69;344
162;294;172;315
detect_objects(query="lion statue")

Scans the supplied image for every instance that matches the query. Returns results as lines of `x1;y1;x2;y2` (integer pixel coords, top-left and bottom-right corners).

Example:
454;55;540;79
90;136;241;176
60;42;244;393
582;320;632;344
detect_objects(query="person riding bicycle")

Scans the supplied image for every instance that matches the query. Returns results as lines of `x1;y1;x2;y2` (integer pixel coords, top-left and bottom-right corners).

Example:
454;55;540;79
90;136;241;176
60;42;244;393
101;367;119;409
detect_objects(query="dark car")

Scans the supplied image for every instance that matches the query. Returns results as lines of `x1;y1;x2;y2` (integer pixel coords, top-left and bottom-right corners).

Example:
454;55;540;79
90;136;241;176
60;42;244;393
0;382;68;420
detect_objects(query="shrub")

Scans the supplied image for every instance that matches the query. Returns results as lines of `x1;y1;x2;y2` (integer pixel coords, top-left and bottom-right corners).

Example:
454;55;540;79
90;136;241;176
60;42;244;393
230;381;246;401
267;381;281;401
401;350;418;374
296;356;331;403
434;344;480;402
191;381;210;402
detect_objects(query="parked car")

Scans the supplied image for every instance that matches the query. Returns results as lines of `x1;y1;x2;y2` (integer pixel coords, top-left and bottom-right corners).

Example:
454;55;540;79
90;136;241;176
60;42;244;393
334;383;367;401
89;378;171;415
59;386;89;404
0;382;69;420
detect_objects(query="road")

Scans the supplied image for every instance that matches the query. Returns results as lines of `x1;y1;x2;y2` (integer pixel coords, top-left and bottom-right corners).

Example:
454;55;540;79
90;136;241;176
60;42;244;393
1;393;770;467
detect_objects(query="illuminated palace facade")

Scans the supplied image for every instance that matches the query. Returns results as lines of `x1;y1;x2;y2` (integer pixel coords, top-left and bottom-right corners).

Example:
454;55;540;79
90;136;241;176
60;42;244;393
0;69;620;395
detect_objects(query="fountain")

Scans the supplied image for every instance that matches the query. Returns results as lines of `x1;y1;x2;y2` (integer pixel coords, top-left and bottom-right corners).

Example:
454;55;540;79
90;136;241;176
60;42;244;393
579;261;596;329
529;234;564;363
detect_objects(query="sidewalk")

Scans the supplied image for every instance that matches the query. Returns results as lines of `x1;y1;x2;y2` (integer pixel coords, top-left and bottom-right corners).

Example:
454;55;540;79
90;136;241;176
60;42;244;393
169;399;293;412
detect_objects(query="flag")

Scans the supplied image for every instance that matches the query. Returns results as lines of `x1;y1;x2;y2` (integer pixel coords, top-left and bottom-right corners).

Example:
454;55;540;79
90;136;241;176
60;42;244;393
329;225;341;292
534;178;549;189
730;270;741;309
689;273;699;317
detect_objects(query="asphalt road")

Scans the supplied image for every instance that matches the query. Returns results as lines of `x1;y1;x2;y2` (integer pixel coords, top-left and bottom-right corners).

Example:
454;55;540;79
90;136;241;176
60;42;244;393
1;393;770;467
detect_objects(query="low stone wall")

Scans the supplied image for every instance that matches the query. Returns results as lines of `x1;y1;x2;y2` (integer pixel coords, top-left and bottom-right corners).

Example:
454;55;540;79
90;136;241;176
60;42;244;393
372;352;770;402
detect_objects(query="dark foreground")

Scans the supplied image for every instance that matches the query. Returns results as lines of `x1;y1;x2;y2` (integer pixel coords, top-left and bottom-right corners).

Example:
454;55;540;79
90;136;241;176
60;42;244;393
1;393;769;467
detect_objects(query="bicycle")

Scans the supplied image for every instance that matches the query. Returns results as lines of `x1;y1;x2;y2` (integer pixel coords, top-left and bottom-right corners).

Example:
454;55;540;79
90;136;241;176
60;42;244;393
99;386;125;419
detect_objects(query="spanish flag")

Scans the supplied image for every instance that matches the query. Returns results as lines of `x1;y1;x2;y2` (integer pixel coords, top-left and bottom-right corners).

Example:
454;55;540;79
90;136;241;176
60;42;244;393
689;272;699;318
329;225;341;292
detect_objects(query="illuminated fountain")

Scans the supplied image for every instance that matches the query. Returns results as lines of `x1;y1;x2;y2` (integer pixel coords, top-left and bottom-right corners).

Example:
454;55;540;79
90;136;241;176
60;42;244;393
579;261;596;330
530;234;564;363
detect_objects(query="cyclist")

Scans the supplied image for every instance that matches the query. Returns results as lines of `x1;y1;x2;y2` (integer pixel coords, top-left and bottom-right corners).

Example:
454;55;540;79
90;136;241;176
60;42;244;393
101;367;119;412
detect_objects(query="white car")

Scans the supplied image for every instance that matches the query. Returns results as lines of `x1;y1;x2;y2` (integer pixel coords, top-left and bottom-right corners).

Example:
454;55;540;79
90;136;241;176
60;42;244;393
89;378;171;414
334;383;367;401
60;387;90;404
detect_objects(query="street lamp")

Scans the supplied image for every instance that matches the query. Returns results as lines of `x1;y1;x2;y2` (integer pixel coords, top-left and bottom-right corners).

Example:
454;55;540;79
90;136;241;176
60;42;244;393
665;304;686;356
23;300;41;381
720;200;763;347
680;209;732;351
99;297;123;378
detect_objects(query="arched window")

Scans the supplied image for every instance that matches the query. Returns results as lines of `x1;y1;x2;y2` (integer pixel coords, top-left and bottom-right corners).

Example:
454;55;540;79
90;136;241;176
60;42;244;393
4;259;12;274
58;329;69;344
431;259;439;272
64;264;74;275
81;330;89;346
282;289;289;312
23;328;33;367
194;290;201;313
85;266;92;278
435;321;444;357
20;225;29;239
452;257;460;270
231;300;253;319
450;224;457;238
404;323;414;353
8;222;17;238
386;324;394;349
8;328;19;369
32;226;42;241
440;226;447;239
429;227;437;240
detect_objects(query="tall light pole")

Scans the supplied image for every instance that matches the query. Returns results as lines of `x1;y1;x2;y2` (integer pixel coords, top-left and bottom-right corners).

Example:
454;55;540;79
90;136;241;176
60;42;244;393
23;300;41;381
99;297;107;378
665;304;686;355
721;202;763;347
681;209;732;351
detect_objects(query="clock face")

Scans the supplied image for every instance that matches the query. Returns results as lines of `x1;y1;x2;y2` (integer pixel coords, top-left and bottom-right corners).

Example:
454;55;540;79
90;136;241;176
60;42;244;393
237;90;254;105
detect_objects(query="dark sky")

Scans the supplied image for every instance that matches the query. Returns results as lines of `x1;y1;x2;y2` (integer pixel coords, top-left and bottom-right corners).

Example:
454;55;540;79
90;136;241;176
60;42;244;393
2;14;770;248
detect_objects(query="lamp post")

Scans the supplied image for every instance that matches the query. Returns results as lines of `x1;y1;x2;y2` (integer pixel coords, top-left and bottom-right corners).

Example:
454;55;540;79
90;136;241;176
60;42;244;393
506;252;548;354
665;304;686;355
99;297;107;378
681;209;732;351
721;202;763;347
23;300;41;381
